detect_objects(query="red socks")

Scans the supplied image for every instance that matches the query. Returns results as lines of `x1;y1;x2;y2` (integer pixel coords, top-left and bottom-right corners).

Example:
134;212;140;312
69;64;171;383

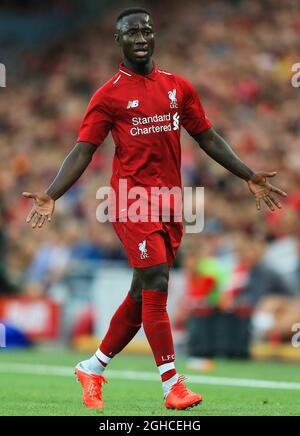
142;290;177;382
99;292;142;358
97;289;177;389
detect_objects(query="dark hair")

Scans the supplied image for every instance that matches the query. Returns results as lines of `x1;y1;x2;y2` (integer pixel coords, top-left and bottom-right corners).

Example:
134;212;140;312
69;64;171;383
116;7;151;24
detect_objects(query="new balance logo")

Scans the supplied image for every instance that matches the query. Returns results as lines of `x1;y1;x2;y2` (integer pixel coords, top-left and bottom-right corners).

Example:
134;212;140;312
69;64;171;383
127;100;139;109
139;239;149;259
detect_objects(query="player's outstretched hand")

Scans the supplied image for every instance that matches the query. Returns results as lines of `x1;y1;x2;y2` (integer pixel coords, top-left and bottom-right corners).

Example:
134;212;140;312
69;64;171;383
247;171;287;211
22;192;55;229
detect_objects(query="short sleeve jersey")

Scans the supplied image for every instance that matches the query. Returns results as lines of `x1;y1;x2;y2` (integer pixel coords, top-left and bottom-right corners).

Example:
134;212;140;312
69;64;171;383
78;64;212;218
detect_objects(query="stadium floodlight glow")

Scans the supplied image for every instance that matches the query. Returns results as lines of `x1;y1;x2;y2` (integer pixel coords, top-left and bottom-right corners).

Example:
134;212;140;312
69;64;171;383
0;63;6;87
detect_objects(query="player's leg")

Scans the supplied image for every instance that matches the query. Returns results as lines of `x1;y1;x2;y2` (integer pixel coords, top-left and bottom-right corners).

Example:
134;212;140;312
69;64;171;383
75;270;143;408
137;260;202;410
137;262;178;394
79;269;142;372
136;223;202;410
129;268;143;302
92;269;143;369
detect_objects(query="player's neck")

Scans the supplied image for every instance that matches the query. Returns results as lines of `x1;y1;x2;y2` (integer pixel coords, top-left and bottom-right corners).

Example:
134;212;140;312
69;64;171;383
122;58;153;76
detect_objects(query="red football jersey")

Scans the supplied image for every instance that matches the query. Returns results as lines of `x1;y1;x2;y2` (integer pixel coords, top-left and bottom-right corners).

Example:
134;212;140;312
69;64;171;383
78;63;212;219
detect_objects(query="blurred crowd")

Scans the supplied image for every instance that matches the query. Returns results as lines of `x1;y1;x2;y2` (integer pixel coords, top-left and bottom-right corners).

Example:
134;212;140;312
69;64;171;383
1;0;300;341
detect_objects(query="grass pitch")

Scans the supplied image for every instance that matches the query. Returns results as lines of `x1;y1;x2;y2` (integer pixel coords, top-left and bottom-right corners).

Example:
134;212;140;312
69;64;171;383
0;348;299;416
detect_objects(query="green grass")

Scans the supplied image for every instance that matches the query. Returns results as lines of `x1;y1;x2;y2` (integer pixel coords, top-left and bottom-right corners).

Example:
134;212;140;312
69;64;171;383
0;348;299;416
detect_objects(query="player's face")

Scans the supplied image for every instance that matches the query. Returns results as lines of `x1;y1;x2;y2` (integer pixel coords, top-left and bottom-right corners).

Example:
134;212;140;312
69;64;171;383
115;13;155;66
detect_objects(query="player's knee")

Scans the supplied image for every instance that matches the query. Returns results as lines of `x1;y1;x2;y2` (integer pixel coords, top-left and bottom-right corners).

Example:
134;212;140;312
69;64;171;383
130;287;142;303
139;263;169;291
130;270;143;302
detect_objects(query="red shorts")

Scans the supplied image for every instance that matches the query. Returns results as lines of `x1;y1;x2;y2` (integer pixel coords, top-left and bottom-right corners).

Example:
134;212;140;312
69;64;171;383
112;219;183;268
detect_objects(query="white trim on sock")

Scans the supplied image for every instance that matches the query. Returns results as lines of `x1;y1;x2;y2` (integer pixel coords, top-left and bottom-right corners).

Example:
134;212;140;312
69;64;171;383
163;373;179;398
79;357;105;375
158;362;175;376
95;349;112;365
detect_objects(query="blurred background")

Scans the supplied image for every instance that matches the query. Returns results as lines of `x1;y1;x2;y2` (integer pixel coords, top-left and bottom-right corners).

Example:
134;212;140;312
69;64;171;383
0;0;300;367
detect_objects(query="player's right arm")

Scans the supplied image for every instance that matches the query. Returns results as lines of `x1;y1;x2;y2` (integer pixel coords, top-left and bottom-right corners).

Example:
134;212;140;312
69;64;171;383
22;141;98;229
178;76;287;211
23;84;114;229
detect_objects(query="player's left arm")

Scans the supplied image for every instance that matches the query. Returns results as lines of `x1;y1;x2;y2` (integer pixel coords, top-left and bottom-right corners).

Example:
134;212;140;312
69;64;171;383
193;127;287;211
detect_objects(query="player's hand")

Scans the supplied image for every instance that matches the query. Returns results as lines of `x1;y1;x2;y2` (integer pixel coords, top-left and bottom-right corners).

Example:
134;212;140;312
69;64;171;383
22;192;55;229
247;171;287;211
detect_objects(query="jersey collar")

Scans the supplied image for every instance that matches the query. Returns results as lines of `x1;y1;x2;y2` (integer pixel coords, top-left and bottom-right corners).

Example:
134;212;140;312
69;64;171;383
119;62;158;81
